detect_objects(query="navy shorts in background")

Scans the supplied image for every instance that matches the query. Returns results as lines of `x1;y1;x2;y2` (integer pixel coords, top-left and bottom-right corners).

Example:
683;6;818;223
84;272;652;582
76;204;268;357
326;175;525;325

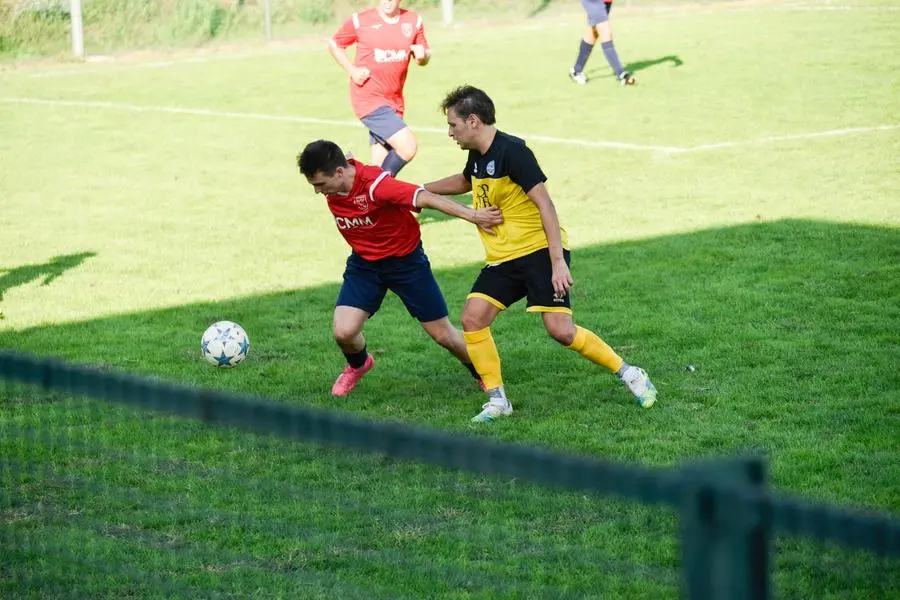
336;243;449;323
581;0;611;25
360;105;408;147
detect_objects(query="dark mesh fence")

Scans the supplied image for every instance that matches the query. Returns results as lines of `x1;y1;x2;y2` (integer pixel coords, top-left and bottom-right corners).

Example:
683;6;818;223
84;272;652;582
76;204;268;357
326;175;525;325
1;384;680;599
2;352;899;599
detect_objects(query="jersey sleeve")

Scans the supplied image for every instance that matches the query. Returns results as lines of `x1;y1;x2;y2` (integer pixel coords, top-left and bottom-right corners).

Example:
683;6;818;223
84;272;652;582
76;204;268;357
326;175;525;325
332;14;358;49
412;14;429;48
369;172;424;213
507;142;547;194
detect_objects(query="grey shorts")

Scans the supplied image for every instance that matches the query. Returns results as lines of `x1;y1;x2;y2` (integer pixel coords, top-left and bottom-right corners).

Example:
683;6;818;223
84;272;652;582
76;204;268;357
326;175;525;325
581;0;611;25
360;105;408;147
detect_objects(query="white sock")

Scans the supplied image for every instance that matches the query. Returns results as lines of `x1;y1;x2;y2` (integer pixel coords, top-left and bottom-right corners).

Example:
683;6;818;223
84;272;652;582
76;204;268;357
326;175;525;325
488;386;508;405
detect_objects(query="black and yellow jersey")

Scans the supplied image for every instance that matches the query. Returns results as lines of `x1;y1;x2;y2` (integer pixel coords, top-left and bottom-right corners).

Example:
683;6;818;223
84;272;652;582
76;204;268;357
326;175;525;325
463;131;569;264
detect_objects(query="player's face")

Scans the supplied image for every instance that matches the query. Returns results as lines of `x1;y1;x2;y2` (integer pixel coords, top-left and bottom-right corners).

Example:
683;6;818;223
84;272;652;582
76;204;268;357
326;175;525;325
306;168;345;195
446;108;475;149
379;0;401;16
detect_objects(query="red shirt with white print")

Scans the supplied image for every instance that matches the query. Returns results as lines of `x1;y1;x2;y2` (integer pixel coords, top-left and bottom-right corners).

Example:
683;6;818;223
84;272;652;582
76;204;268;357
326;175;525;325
325;160;424;261
331;8;429;119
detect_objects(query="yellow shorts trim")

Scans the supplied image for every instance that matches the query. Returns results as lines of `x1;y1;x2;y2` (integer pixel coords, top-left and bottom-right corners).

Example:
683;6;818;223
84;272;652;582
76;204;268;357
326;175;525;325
466;292;507;311
526;306;573;315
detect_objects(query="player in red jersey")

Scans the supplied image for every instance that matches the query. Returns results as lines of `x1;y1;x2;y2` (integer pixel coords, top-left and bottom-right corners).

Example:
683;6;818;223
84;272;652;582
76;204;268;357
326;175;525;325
329;0;430;176
297;139;503;397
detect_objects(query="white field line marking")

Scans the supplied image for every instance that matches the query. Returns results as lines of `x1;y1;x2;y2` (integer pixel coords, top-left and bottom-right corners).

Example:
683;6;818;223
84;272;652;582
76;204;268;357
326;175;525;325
674;124;900;153
24;44;322;79
2;96;897;154
0;97;682;153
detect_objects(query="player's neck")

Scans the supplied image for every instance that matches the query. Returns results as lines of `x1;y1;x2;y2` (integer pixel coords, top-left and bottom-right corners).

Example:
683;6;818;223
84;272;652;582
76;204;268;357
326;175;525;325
474;127;497;155
377;8;401;22
338;164;356;194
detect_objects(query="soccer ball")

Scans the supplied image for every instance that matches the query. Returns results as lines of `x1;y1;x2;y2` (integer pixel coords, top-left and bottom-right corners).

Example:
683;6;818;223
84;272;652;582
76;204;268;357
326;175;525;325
201;321;250;368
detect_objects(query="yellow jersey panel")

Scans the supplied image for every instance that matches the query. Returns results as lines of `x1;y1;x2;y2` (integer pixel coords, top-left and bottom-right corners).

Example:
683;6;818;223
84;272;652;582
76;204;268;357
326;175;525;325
464;131;568;264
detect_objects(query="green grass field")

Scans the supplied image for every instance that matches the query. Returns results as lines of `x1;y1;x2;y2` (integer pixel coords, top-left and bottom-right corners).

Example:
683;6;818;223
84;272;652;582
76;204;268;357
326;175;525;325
1;0;899;597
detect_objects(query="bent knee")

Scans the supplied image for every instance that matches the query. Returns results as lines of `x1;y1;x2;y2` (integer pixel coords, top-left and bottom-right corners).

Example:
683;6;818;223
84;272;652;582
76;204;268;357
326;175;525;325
333;325;360;345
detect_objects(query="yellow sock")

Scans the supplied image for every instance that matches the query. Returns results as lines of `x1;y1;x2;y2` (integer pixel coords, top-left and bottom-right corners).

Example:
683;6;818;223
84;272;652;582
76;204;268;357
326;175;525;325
566;326;624;373
463;327;503;389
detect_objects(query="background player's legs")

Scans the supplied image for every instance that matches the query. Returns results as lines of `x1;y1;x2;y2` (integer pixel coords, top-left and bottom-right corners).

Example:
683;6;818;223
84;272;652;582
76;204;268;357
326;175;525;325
592;22;635;85
369;142;389;167
382;127;417;176
571;0;608;82
361;106;413;175
571;2;634;85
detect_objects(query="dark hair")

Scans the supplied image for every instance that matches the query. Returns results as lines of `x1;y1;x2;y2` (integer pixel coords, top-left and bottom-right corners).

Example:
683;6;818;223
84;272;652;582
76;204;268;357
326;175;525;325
297;140;348;177
440;85;496;125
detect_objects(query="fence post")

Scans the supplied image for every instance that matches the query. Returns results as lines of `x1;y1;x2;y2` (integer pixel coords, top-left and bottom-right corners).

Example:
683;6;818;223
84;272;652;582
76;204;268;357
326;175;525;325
679;456;770;600
70;0;84;57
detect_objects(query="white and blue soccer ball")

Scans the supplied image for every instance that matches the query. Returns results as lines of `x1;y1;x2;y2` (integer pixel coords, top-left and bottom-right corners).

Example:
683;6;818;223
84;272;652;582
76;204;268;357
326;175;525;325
201;321;250;368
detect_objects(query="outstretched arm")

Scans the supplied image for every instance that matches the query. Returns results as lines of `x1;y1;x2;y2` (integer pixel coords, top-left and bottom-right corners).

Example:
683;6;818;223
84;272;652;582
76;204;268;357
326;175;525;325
424;174;471;196
415;189;501;234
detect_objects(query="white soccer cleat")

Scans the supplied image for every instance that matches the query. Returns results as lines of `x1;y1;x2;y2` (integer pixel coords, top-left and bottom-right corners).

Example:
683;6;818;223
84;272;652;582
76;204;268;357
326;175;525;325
569;67;588;85
472;401;513;423
620;365;657;408
472;387;513;423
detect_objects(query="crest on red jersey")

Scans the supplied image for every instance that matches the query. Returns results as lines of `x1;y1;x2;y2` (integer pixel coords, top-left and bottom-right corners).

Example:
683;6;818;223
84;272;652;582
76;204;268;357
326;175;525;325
401;22;413;37
353;195;369;212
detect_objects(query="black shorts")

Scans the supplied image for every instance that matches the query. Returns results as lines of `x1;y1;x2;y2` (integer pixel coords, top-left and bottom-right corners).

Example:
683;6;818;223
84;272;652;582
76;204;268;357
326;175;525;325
468;248;572;314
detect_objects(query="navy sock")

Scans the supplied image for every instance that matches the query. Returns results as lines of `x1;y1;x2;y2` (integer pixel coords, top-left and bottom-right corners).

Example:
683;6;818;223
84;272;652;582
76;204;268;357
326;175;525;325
574;40;594;74
381;150;408;176
601;40;624;76
343;346;368;369
462;361;480;380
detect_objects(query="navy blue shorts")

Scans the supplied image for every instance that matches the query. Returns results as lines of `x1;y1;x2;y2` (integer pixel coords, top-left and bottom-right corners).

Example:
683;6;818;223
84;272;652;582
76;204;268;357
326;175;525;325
581;0;611;25
360;105;408;147
336;243;449;323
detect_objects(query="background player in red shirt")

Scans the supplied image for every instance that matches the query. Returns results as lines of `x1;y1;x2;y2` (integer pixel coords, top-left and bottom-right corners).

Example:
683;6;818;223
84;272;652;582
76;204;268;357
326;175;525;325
569;0;636;86
329;0;430;176
297;139;503;397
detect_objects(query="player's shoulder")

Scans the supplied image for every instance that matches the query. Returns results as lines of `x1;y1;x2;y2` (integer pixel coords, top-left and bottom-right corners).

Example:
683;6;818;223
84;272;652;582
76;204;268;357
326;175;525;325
397;8;425;27
397;8;421;19
495;131;534;158
352;8;380;25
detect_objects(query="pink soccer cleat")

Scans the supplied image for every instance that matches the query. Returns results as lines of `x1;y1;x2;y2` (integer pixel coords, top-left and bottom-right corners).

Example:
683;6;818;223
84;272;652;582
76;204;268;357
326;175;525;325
331;354;375;397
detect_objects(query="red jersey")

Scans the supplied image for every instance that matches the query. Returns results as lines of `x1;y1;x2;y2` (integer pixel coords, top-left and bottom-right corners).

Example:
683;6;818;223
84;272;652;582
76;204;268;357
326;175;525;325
326;160;423;261
331;8;429;119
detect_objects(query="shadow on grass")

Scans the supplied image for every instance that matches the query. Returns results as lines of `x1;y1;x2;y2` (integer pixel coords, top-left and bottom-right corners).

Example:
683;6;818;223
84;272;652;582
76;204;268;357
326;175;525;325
586;54;684;79
3;219;898;421
0;252;96;305
2;219;899;599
